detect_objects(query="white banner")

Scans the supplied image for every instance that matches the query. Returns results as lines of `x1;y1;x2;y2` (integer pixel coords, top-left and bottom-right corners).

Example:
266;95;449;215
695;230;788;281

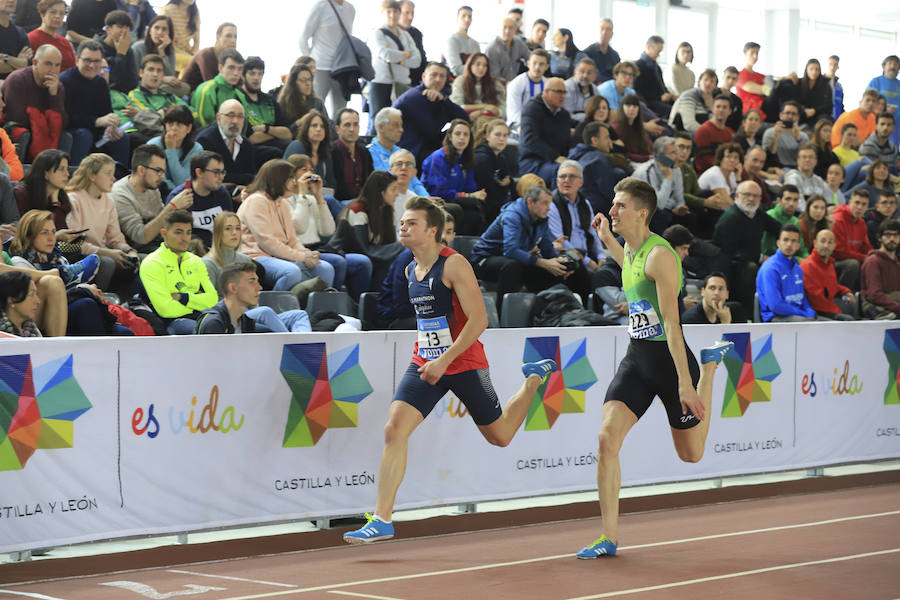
1;322;899;553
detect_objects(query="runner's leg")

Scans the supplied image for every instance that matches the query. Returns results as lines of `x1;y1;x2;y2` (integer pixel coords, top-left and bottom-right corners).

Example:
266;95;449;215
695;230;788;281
596;400;638;543
670;360;718;463
477;373;543;447
373;401;424;520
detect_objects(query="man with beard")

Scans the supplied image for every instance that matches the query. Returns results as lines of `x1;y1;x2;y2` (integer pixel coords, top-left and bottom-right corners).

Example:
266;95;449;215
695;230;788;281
563;57;600;125
866;55;900;146
196;98;255;187
237;56;291;164
862;219;900;319
761;185;808;257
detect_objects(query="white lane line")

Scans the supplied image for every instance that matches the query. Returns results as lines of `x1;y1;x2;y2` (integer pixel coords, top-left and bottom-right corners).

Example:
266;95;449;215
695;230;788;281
166;570;297;588
329;591;407;600
0;591;67;600
566;547;900;599
216;509;900;600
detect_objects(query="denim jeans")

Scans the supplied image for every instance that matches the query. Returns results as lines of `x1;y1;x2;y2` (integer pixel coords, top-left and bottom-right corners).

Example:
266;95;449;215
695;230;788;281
246;306;311;332
68;128;131;166
319;252;372;299
255;255;335;290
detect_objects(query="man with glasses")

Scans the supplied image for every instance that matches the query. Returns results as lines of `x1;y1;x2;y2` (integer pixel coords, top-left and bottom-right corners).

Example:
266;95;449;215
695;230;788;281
196;98;255;187
164;150;233;250
867;191;899;248
598;60;637;111
112;144;193;253
191;48;244;129
59;39;130;166
763;100;809;169
519;76;573;185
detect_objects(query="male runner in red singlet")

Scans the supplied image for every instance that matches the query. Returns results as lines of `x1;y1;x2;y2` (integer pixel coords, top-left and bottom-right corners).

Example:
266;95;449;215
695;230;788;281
344;196;557;544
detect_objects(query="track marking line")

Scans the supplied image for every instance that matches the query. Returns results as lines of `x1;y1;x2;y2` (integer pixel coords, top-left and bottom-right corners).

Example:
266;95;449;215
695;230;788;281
0;592;68;600
214;510;900;600
166;570;297;588
329;592;407;600
565;547;900;599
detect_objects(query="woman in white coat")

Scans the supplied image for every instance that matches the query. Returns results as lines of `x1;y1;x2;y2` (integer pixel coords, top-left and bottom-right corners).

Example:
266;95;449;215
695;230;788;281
366;0;421;135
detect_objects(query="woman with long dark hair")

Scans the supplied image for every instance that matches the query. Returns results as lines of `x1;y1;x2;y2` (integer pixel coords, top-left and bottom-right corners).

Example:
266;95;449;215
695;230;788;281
283;110;335;189
13;149;73;233
611;94;652;162
450;52;506;119
131;15;190;97
277;64;328;128
808;118;839;179
340;170;399;246
574;95;623;149
798;59;833;126
0;271;42;337
148;105;202;194
548;28;577;79
422;119;486;234
798;195;829;251
851;159;894;207
733;109;765;152
668;41;695;96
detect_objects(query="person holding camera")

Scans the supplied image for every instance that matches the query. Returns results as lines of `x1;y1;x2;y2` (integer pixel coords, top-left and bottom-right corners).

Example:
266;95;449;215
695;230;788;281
762;100;809;169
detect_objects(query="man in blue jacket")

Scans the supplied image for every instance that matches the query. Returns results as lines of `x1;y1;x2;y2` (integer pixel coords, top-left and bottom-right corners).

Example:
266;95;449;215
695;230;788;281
756;223;820;322
470;185;590;315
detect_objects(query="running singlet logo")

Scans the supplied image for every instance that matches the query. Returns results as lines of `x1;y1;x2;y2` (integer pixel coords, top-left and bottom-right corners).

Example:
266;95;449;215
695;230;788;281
627;300;662;339
417;316;452;359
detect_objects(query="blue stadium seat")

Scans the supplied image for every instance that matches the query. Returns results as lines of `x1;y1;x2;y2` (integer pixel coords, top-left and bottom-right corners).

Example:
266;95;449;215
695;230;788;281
306;290;353;316
500;292;535;328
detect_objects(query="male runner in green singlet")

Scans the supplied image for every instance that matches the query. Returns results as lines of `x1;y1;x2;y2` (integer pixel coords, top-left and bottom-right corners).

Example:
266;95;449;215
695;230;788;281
576;178;733;559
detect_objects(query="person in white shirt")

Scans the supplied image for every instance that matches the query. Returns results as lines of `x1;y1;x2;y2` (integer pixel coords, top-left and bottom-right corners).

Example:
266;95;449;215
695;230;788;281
699;142;743;198
299;0;356;116
563;57;600;124
367;0;421;136
445;5;479;77
506;48;550;134
783;143;832;211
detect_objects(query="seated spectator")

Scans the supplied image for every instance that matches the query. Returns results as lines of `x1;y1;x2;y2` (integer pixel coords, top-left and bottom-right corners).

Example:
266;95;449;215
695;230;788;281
783;143;831;208
190;48;243;129
367;1;421;136
831;88;879;149
367;107;429;197
667;41;695;96
59;40;130;167
850;159;894;208
576;18;618;83
329;108;373;202
445;5;479;78
756;223;817;322
518;77;573;185
470;185;591;314
867;55;900;145
692;94;734;173
832;123;863;167
611;93;652;163
130;15;189;97
0;106;22;183
633;136;691;233
126;53;189;145
237;56;292;165
547;160;606;282
388;149;439;227
393;61;469;164
800;229;856;320
862;219;900;319
736;42;768;118
670;68;718;134
93;9;137;93
180;22;235;92
163;0;200;75
139;208;216;333
573;95;623;150
201;211;253;297
196;260;311;334
451;52;506;120
486;17;529;85
237;159;334;292
8;209;136;335
762;101;808;168
866;191;898;248
681;272;733;324
797;59;832;126
597;60;637;111
675;132;729;238
422;118;484;234
563;57;599;125
547;28;577;80
165;150;233;250
634;35;674;117
525;18;548;53
809;118;839;179
66;153;139;290
27;0;75;73
733;109;764;153
799;194;829;251
277;63;327;130
825;163;847;206
282;110;334;189
0;0;32;79
65;0;115;45
111;143;192;253
832;190;874;290
1;45;65;162
860;113;899;177
569;121;626;215
719;66;744;131
196;98;255;187
699;142;743;199
148;104;202;196
712;180;782;310
506;48;549;132
761;184;808;258
0;271;43;336
13;149;72;231
473;118;515;224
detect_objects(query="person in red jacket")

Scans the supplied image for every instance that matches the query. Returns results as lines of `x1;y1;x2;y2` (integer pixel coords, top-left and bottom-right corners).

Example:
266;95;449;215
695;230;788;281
800;229;855;320
862;219;900;319
832;190;873;290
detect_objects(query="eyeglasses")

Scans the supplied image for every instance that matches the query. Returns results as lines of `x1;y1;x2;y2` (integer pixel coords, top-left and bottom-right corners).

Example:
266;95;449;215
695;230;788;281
547;88;567;94
391;160;415;168
220;112;245;120
619;71;635;77
738;192;762;199
141;165;166;175
203;169;227;177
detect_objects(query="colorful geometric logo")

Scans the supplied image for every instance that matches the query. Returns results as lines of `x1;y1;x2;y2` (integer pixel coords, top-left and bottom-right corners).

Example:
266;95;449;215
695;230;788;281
523;337;597;430
721;332;781;417
280;343;373;447
882;328;900;405
0;354;92;471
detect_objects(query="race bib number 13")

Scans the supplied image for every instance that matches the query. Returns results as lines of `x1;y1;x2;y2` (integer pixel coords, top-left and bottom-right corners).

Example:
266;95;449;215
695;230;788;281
628;300;662;339
417;316;452;359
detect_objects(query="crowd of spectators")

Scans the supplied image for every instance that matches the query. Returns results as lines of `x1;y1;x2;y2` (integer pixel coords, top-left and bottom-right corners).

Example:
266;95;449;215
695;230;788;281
0;0;898;337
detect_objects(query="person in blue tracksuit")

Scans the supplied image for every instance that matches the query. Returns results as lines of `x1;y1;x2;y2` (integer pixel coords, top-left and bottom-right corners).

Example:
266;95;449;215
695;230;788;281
755;223;818;322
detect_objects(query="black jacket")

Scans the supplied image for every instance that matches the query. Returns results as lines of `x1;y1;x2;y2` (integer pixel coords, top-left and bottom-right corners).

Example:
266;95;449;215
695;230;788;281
196;300;256;334
331;140;374;201
519;96;573;163
196;124;256;186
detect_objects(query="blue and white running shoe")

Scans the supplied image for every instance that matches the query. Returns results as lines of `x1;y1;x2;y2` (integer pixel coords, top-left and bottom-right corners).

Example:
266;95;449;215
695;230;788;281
522;358;558;380
343;513;394;544
576;535;618;559
700;340;734;365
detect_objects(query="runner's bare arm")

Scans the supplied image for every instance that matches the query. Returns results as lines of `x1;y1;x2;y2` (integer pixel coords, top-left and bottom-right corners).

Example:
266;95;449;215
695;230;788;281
591;212;624;267
646;246;705;420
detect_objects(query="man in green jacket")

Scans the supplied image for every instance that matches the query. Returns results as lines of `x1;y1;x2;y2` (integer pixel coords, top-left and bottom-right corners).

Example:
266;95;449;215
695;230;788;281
761;184;809;258
191;48;244;128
